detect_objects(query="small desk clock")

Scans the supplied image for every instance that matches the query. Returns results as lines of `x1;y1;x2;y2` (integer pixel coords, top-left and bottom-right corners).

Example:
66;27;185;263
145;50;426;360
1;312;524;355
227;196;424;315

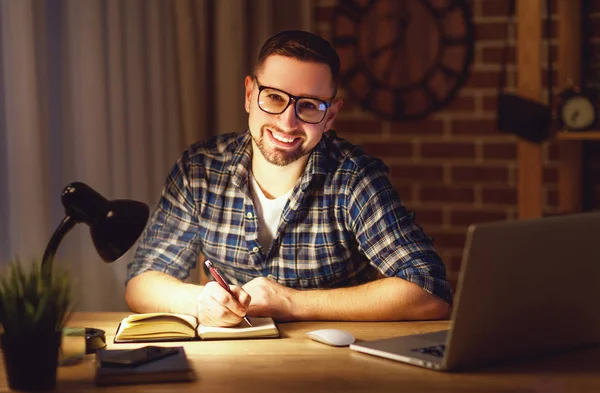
558;88;597;132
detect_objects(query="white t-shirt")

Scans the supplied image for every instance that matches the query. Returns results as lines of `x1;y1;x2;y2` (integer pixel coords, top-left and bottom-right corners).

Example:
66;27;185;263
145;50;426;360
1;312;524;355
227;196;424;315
249;172;293;252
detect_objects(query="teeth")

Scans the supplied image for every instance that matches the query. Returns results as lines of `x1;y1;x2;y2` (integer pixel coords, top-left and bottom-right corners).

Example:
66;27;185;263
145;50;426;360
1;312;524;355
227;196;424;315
272;132;295;143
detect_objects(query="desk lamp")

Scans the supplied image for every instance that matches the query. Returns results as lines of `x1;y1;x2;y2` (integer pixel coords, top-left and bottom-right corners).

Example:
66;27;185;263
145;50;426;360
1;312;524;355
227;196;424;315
42;182;149;353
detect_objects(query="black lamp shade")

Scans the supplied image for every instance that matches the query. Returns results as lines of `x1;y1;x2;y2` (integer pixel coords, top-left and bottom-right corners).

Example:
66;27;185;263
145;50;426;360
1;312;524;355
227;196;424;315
90;199;150;262
60;183;150;263
42;182;150;268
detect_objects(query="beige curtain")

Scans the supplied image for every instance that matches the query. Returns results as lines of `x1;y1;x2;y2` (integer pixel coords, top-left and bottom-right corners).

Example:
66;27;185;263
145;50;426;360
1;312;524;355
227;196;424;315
0;0;312;311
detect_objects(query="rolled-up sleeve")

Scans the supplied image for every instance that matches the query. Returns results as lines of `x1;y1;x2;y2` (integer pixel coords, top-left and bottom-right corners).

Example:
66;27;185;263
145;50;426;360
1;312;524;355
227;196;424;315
347;162;453;304
126;156;201;284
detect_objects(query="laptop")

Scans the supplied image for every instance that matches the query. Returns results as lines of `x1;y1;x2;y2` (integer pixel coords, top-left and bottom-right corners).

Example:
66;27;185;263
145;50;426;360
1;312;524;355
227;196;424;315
350;212;600;371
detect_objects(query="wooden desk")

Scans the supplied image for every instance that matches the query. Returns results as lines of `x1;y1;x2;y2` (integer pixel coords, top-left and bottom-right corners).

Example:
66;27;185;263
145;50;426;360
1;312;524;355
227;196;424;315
2;312;599;392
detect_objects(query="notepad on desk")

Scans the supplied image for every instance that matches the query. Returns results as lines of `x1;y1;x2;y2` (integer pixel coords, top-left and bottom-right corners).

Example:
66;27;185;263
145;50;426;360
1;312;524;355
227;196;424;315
114;312;280;342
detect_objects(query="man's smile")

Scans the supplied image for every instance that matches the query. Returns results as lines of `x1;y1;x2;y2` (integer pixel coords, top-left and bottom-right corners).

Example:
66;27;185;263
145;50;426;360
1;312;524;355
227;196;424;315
266;128;302;148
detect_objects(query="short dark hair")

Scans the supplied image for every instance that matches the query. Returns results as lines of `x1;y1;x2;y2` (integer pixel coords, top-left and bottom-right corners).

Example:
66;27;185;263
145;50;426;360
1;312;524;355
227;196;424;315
255;30;340;97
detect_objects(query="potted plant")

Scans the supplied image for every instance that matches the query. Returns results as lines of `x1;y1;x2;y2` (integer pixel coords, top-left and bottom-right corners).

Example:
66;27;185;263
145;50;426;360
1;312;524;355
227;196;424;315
0;258;72;391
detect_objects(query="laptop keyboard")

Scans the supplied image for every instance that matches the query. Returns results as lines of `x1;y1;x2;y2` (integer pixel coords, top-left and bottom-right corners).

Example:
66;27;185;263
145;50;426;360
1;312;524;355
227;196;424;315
411;344;446;357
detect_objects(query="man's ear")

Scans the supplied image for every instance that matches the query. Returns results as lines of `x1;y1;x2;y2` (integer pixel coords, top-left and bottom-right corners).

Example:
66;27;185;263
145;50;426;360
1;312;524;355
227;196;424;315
244;76;254;113
324;97;343;131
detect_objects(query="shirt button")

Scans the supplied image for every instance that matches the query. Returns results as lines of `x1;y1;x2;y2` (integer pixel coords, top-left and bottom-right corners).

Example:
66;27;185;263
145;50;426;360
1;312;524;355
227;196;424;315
246;212;253;219
252;246;259;253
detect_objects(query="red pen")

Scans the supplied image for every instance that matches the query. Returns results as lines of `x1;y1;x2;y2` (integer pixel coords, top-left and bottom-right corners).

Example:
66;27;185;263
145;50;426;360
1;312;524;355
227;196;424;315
204;260;253;327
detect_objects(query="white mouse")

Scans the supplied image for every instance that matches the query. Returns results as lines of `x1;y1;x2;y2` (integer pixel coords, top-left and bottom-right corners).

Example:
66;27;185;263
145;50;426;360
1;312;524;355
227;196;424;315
306;329;356;347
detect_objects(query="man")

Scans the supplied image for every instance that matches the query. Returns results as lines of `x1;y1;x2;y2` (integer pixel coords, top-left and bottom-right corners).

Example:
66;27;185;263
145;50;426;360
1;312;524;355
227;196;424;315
126;30;451;326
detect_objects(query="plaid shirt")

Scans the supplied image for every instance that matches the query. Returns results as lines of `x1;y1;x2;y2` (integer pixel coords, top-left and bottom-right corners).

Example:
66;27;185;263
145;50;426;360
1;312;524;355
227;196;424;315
128;130;452;304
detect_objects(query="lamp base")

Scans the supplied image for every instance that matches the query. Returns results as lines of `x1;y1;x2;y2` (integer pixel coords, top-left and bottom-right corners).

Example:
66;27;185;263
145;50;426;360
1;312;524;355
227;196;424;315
85;328;106;354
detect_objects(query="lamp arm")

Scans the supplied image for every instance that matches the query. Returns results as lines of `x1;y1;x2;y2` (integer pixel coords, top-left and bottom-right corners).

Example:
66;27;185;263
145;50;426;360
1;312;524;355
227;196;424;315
41;215;76;277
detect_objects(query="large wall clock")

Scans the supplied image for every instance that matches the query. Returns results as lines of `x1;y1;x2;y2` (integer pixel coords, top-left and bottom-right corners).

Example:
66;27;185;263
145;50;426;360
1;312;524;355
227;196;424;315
331;0;475;121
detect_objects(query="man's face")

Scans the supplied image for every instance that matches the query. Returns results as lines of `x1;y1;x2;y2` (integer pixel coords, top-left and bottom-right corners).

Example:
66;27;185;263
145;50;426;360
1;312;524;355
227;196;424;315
244;55;342;167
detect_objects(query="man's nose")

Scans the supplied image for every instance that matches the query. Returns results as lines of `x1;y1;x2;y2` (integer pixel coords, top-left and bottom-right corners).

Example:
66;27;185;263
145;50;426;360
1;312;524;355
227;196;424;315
277;101;299;129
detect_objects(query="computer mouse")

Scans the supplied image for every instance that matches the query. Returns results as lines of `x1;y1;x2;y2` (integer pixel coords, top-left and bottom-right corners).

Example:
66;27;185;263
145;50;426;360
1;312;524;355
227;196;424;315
306;329;356;347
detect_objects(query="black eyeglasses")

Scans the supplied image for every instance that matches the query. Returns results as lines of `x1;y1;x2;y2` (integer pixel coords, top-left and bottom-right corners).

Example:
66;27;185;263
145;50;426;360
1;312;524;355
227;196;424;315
254;77;331;124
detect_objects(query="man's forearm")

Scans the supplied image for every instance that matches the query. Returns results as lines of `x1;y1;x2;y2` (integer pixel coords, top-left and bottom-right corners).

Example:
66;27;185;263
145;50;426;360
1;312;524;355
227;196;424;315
125;271;203;316
290;277;450;321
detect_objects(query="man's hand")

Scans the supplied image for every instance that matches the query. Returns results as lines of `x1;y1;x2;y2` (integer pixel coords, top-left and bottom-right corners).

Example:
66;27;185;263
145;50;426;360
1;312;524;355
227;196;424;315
243;277;296;321
196;281;251;327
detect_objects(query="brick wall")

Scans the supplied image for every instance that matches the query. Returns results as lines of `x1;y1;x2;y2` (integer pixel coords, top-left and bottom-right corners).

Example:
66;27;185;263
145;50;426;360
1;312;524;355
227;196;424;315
314;0;600;290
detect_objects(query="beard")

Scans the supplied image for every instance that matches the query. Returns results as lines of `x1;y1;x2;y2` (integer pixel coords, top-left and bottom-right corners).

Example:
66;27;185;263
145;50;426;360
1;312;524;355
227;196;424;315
251;124;311;167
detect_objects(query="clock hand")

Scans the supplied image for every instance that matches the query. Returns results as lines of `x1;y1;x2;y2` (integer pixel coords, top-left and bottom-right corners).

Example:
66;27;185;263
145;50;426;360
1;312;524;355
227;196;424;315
571;110;580;123
383;2;410;85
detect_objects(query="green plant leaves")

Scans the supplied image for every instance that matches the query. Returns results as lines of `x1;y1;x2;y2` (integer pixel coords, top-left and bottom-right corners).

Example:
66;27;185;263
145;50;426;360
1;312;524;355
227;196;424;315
0;258;72;337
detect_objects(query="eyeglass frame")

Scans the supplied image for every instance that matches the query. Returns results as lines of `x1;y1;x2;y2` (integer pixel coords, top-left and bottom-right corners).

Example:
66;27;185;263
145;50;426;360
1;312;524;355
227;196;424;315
253;76;333;124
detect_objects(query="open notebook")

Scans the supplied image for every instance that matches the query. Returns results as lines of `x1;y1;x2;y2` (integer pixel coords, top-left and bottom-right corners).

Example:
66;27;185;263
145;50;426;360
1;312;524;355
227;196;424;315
114;313;279;343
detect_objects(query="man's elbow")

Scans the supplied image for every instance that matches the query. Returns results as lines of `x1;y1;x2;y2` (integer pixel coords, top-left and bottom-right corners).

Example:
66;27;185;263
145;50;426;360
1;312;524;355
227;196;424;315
125;273;147;313
421;296;451;320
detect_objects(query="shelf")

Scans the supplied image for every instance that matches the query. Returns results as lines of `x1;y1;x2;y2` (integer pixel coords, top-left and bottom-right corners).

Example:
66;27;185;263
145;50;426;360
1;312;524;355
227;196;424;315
555;131;600;141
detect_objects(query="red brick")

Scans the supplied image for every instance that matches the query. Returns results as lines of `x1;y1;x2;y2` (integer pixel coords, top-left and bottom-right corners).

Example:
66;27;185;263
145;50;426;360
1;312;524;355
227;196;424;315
450;209;508;226
481;0;512;17
481;47;515;64
428;230;468;249
482;143;517;160
391;120;444;135
390;164;444;182
420;186;475;203
482;96;499;112
421;142;476;159
413;208;443;226
475;21;508;41
452;166;510;183
393;184;413;203
362;142;413;158
335;119;382;136
482;186;517;205
546;188;558;206
445;95;476;111
451;119;498;136
543;167;558;183
547;142;559;161
465;70;503;89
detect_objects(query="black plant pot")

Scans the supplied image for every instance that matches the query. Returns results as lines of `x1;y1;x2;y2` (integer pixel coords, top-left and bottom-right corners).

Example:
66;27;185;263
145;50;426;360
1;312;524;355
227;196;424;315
1;331;62;391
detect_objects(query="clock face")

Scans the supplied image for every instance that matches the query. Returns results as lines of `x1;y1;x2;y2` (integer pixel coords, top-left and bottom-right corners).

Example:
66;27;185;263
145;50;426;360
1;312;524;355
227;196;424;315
331;0;474;121
561;96;596;130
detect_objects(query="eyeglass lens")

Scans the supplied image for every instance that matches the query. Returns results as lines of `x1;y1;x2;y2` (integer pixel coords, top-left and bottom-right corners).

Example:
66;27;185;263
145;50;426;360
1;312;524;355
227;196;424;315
258;88;328;124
